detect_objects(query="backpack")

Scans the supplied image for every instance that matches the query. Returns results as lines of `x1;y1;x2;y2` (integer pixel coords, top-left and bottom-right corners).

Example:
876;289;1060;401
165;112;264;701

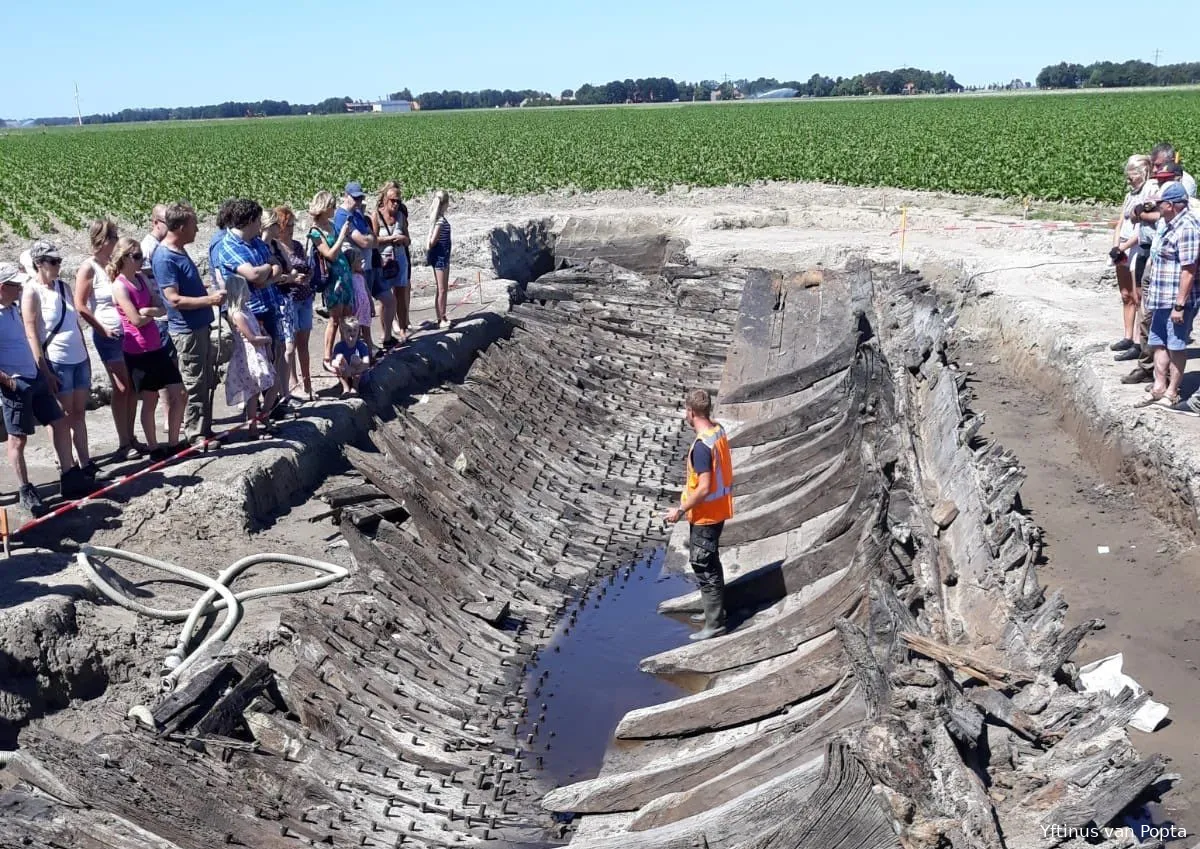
307;229;330;293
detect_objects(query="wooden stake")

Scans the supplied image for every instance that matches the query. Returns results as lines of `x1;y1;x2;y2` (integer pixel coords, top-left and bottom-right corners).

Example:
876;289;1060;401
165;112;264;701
898;206;908;273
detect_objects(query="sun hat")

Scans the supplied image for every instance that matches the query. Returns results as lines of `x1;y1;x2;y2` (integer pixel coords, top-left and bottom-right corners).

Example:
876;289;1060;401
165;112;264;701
0;262;28;285
29;239;62;264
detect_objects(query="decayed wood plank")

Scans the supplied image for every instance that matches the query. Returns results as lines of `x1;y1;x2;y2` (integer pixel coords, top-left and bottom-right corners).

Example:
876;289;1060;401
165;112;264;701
720;435;862;548
629;685;866;831
901;632;1035;689
721;336;859;405
564;753;850;849
616;630;844;739
543;678;856;815
641;564;866;675
657;508;870;615
727;740;901;849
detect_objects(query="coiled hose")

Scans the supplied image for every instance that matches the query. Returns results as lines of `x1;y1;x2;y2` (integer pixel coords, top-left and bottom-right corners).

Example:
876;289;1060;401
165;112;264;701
76;544;348;693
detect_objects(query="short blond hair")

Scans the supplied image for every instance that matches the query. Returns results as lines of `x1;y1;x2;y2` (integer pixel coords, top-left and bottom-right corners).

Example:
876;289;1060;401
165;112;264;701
685;388;711;417
341;316;360;335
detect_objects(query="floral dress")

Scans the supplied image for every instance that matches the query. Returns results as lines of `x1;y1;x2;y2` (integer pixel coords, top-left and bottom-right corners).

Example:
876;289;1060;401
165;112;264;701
309;226;354;310
225;310;275;407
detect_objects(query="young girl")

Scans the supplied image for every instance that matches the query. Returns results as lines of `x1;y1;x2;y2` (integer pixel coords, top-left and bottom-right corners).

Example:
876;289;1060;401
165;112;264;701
223;274;277;439
109;237;186;461
331;317;371;397
346;247;375;354
426;190;452;329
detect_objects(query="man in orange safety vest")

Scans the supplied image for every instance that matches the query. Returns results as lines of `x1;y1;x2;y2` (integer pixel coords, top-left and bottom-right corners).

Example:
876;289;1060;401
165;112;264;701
665;388;734;641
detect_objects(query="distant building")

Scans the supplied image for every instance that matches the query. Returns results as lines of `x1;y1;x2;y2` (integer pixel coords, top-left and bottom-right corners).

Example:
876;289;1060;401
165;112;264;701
372;100;412;114
345;100;412;114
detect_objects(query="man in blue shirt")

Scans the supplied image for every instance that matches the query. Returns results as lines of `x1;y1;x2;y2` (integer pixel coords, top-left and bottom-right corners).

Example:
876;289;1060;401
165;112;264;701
154;201;226;442
335;182;395;347
215;198;287;412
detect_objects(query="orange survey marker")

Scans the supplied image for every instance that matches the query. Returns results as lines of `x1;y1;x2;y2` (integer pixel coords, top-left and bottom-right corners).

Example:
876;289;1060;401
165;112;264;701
1;507;9;557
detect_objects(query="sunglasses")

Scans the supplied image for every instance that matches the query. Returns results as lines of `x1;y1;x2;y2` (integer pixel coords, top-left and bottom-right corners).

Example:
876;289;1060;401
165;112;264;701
40;257;62;266
130;252;144;262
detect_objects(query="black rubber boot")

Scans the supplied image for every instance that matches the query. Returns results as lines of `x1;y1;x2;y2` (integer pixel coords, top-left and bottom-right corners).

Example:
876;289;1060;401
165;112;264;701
689;587;727;641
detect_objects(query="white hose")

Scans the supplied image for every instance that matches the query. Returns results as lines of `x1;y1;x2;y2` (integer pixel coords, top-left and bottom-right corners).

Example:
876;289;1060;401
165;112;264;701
76;544;348;692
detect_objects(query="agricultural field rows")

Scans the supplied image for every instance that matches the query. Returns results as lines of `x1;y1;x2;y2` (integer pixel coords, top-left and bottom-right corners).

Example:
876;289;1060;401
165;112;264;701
1;90;1198;237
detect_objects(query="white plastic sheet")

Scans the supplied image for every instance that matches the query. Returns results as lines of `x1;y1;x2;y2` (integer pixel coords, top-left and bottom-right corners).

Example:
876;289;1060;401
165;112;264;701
1077;653;1168;733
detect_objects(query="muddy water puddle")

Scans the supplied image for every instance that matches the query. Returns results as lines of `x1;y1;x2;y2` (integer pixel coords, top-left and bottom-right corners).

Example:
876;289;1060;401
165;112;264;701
518;546;695;786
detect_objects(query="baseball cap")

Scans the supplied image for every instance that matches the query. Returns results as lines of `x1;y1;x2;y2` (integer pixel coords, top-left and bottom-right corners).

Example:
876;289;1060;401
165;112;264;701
1152;182;1189;204
0;262;28;286
1154;162;1184;181
29;239;62;263
345;181;365;199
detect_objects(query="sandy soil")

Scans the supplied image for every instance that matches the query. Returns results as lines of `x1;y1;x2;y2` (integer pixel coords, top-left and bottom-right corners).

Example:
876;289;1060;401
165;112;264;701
965;342;1200;843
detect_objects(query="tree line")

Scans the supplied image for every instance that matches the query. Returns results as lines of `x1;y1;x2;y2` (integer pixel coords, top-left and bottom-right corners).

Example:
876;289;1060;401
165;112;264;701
24;67;964;125
1036;60;1200;89
413;68;963;110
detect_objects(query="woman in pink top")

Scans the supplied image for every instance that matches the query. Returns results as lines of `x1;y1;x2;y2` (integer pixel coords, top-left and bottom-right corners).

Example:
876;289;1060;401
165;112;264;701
109;237;186;461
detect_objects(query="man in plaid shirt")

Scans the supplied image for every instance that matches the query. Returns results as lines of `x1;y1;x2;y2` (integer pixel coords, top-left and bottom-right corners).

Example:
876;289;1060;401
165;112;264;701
1141;182;1200;414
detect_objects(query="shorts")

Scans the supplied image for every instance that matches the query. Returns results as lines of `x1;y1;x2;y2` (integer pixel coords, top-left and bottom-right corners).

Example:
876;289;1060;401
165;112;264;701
125;347;183;394
156;318;177;363
49;359;92;394
427;247;450;271
93;328;125;364
1;374;63;437
1148;306;1196;351
294;296;314;333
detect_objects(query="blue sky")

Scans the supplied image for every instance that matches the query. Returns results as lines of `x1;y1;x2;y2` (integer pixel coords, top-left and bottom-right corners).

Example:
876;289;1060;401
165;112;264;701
0;0;1172;118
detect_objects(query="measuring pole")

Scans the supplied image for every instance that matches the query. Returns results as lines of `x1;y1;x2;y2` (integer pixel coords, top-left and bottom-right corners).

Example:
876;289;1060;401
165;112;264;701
898;206;908;273
74;83;82;126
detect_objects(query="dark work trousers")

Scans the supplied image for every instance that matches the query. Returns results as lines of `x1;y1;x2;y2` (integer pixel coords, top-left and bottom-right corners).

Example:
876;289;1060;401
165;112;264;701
689;521;727;627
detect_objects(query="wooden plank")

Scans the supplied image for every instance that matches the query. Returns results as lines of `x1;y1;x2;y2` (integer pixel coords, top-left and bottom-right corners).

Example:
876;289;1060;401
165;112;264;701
615;631;844;739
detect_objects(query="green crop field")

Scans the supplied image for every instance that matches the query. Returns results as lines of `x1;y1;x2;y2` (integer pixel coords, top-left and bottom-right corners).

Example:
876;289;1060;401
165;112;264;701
1;90;1198;238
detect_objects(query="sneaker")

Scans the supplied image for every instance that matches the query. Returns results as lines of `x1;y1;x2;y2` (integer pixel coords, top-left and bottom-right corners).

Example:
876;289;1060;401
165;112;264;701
18;484;46;517
382;337;398;349
1110;337;1135;351
1164;398;1200;417
438;319;452;330
1121;367;1153;385
1113;345;1142;362
110;444;141;462
59;467;94;500
148;445;171;463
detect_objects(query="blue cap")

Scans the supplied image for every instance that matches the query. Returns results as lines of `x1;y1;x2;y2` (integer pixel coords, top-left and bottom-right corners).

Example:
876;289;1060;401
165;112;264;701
1153;182;1189;204
345;181;365;199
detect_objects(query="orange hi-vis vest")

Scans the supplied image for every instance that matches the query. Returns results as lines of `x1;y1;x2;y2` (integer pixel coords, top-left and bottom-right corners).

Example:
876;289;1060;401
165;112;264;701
683;424;734;525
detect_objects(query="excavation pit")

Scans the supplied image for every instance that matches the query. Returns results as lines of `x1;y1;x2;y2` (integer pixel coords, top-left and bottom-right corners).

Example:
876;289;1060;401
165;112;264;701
0;238;1181;849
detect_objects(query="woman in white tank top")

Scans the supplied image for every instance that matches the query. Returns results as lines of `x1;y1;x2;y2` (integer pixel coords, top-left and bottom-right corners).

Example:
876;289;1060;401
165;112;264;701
75;218;138;461
25;239;98;482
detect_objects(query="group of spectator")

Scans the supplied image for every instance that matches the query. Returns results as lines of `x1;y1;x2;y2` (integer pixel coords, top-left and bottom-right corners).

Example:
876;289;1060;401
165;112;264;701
1108;142;1200;415
0;183;453;517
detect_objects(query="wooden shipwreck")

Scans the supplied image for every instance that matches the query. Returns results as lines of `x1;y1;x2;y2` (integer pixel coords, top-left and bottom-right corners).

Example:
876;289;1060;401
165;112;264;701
0;257;1166;849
